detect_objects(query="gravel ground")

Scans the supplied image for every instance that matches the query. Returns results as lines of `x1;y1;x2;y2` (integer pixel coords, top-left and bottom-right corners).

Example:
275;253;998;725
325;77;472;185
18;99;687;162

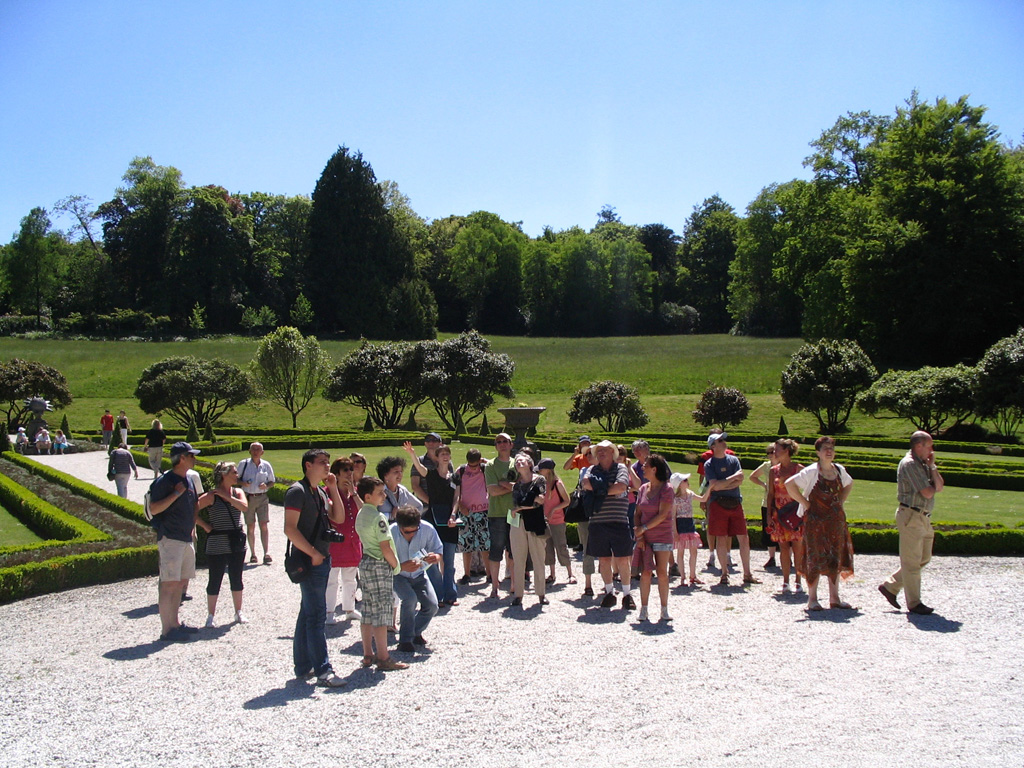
1;452;1022;767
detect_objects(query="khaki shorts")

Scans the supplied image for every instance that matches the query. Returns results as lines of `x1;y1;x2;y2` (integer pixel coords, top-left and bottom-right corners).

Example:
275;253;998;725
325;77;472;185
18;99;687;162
244;493;270;526
158;538;196;581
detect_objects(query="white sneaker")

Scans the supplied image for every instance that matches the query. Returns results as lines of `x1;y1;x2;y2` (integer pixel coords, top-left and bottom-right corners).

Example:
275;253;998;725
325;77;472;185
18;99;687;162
781;583;791;593
204;614;215;628
706;556;716;569
660;606;672;622
235;611;249;624
795;582;804;592
345;609;362;621
637;606;649;622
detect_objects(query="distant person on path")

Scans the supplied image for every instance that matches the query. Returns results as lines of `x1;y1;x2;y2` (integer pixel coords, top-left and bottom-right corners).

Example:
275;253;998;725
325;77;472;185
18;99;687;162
562;436;593;472
148;442;202;642
355;476;408;671
325;457;363;624
390;505;442;653
142;419;166;479
108;442;139;498
879;431;944;615
237;442;276;565
100;409;114;453
785;436;855;612
704;433;759;586
484;433;516;599
283;448;346;687
748;443;780;569
584;440;634;610
452;448;490;585
116;410;130;445
195;461;249;627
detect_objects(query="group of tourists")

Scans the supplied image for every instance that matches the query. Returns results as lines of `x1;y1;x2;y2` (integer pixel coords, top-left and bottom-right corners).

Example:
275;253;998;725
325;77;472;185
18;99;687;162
13;425;69;454
142;427;944;687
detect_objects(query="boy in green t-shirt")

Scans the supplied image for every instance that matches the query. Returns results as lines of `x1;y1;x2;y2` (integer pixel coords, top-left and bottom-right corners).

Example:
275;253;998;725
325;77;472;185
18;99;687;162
354;476;407;672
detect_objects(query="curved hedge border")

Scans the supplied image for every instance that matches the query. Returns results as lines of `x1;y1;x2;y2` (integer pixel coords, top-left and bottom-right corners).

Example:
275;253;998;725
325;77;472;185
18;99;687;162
4;452;147;525
0;546;157;604
0;472;110;555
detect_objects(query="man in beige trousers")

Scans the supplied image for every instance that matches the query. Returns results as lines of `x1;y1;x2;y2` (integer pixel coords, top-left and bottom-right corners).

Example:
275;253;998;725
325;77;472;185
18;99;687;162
879;431;944;615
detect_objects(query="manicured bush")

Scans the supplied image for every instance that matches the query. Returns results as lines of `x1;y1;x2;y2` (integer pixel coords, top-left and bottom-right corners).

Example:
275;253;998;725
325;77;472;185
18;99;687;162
0;471;109;547
0;546;158;604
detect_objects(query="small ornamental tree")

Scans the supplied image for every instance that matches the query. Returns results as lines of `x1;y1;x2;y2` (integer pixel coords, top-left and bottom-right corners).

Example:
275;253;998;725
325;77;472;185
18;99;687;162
419;331;515;432
60;414;71;436
780;339;877;434
0;358;73;429
692;386;751;431
858;365;975;435
973;328;1024;437
568;380;649;433
186;422;200;443
323;340;428;429
250;326;331;428
135;356;254;430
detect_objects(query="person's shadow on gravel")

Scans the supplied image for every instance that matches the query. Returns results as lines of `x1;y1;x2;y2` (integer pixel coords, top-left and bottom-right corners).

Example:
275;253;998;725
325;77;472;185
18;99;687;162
797;608;861;624
122;604;160;619
243;676;356;709
575;607;629;625
629;620;674;636
907;613;961;633
102;640;166;661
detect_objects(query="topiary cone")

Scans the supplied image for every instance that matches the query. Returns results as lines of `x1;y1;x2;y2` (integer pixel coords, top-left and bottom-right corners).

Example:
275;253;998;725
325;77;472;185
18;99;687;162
60;414;71;436
203;422;216;443
186;422;200;443
479;414;490;435
363;413;373;431
778;415;788;435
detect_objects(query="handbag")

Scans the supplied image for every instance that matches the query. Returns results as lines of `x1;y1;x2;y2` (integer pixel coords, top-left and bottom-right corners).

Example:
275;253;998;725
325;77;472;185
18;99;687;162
563;486;589;523
776;501;803;532
284;495;324;584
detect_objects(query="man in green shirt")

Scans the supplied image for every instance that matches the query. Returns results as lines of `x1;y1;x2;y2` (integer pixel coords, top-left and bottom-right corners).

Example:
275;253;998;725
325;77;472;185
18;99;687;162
484;432;515;599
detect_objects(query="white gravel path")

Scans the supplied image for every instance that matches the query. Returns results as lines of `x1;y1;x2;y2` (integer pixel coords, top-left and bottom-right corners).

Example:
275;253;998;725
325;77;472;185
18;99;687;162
1;452;1022;767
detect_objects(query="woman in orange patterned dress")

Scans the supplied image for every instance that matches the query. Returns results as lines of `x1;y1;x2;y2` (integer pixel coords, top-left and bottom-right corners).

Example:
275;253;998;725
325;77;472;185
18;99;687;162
765;439;804;594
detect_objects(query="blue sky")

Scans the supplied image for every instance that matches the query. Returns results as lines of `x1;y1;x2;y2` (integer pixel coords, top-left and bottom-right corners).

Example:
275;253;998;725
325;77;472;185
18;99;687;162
2;1;1022;243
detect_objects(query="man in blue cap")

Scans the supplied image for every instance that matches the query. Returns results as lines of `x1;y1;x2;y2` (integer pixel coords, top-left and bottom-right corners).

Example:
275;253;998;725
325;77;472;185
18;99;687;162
148;442;202;641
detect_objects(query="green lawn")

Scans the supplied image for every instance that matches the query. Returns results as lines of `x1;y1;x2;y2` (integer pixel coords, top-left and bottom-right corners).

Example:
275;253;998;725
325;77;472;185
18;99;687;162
0;506;44;547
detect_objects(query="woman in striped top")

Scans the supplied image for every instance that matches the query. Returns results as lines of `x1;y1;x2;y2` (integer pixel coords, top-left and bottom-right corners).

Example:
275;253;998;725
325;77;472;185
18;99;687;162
197;461;249;627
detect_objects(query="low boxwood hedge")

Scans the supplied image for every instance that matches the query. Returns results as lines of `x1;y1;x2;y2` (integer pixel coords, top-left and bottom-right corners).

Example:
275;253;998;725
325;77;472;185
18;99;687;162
0;472;110;555
0;546;157;604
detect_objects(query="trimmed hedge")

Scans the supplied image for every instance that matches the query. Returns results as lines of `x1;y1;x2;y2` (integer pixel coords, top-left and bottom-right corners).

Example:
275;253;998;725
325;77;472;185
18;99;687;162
0;472;110;554
4;453;147;525
0;546;158;604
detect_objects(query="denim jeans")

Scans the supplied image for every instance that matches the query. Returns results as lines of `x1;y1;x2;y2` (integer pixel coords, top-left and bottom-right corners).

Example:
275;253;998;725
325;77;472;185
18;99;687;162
294;557;332;677
426;541;459;603
393;572;438;643
114;473;131;499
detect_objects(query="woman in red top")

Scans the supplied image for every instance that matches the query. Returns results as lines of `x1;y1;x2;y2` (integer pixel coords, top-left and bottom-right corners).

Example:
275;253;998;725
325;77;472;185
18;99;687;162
325;457;363;624
766;439;804;593
633;453;675;622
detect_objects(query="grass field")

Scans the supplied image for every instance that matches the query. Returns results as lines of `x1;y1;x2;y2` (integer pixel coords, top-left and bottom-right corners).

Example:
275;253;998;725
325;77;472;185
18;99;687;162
0;506;44;547
0;334;938;438
210;445;1024;527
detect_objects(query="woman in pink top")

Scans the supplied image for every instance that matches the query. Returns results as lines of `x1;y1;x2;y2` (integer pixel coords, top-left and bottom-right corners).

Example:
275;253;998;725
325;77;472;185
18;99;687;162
633;453;675;622
537;458;575;586
453;448;491;585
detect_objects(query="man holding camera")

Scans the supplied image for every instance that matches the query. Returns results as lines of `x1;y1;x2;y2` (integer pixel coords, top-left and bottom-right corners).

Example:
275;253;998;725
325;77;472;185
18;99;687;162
284;448;347;687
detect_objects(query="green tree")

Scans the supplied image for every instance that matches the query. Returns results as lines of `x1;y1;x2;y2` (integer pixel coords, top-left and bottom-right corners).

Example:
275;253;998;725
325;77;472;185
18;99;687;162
135;356;253;429
568;380;649;433
240;305;278;335
289;293;314;330
4;208;64;327
679;196;740;333
419;331;515;431
307;147;435;339
323;340;429;428
97;157;185;314
448;211;527;334
973;328;1024;437
0;359;73;429
250;326;331;428
780;339;877;433
238;192;311;320
423;215;469;331
692;386;751;431
857;365;975;434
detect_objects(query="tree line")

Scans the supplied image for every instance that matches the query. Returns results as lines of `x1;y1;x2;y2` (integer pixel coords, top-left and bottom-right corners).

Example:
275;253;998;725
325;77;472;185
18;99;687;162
2;92;1023;367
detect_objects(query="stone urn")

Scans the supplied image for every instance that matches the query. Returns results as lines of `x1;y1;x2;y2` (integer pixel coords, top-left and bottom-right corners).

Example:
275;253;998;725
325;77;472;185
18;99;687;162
497;407;546;454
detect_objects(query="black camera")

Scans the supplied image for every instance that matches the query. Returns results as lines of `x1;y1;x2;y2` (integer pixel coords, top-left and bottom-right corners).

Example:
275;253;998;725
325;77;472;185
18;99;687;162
321;528;345;543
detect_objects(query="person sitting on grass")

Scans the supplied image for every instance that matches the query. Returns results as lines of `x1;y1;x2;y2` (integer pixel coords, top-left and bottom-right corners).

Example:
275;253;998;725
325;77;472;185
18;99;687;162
354;476;408;672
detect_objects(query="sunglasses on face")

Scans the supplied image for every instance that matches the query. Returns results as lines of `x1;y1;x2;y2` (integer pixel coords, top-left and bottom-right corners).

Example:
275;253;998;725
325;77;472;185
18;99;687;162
400;526;420;534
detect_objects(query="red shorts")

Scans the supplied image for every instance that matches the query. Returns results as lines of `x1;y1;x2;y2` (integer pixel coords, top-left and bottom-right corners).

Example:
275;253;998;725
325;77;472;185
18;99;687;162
707;500;747;538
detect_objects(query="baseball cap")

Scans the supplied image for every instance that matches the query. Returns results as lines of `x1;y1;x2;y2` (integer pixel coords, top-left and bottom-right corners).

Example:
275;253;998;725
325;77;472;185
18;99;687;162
169;441;201;457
